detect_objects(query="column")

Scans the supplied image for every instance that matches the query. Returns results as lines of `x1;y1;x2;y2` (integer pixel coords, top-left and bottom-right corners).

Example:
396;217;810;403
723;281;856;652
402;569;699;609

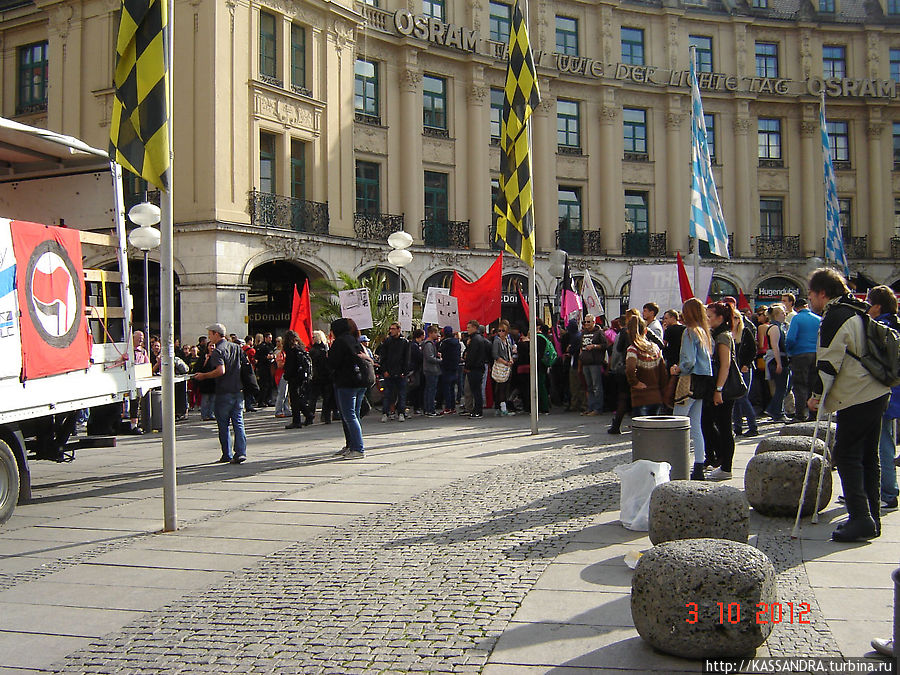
399;67;424;241
732;117;752;257
466;84;490;248
532;94;556;254
867;121;886;257
799;119;819;257
598;103;622;254
665;111;686;253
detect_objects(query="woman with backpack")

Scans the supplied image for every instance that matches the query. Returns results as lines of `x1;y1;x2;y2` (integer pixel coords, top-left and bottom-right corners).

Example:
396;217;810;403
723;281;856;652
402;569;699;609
283;330;314;429
608;309;639;434
328;318;374;460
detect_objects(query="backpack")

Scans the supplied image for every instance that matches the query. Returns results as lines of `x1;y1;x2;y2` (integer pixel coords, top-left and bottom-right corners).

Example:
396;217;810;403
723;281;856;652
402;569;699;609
845;308;900;387
538;333;558;367
239;348;260;395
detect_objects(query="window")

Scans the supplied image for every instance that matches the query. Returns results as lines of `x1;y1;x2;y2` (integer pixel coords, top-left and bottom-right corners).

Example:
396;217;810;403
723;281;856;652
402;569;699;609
556;16;578;56
259;11;277;80
894;122;900;169
625;191;649;233
755;42;779;78
260;132;276;194
291;25;307;93
424;171;449;222
704;113;716;162
490;88;504;143
558;187;582;230
621;28;645;66
557;99;580;150
752;0;768;7
689;35;713;73
891;48;900;82
355;58;379;120
819;0;835;10
290;140;305;201
360;0;378;5
423;0;444;20
758;118;782;161
356;161;380;214
17;41;48;114
890;0;900;14
895;198;900;236
823;45;846;79
489;1;511;44
827;120;850;163
760;198;784;238
838;198;851;239
623;108;648;156
422;75;447;131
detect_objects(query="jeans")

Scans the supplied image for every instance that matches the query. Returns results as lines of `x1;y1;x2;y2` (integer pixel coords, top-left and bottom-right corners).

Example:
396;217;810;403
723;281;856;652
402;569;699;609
765;360;791;419
382;376;408;415
441;372;458;411
335;386;366;452
789;353;816;421
423;373;440;414
214;391;246;459
582;364;604;413
674;396;705;464
274;377;291;416
732;370;758;434
632;404;659;416
467;367;485;415
879;415;899;502
200;392;216;420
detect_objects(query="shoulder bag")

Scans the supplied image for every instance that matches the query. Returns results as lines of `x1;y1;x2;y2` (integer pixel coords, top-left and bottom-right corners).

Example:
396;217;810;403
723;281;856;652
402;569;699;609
491;360;511;383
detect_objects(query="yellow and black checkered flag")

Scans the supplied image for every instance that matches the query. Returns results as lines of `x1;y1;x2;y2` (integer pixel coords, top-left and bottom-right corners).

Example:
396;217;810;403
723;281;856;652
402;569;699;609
110;0;170;192
493;0;540;267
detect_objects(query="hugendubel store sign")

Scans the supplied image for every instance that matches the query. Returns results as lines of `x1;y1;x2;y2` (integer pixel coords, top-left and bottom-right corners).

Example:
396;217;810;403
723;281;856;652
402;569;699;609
392;9;897;100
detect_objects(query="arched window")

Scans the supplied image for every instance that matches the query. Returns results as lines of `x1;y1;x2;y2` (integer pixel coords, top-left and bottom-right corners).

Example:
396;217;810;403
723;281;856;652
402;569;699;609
709;276;739;301
359;267;400;305
247;260;307;336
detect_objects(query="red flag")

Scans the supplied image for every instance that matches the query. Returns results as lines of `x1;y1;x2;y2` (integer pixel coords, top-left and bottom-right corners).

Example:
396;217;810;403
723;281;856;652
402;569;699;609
676;251;694;303
11;220;91;380
450;253;502;327
737;289;751;311
517;281;529;321
289;280;313;347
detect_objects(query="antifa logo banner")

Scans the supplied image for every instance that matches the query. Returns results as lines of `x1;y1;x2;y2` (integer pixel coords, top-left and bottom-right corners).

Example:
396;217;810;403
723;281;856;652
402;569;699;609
11;220;91;380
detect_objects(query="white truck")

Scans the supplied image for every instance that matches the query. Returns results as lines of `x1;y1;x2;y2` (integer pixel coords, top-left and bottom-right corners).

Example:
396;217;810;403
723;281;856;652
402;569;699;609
0;117;138;525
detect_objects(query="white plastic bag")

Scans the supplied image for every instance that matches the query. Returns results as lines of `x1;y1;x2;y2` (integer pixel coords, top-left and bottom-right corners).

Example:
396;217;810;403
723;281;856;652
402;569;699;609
614;460;671;531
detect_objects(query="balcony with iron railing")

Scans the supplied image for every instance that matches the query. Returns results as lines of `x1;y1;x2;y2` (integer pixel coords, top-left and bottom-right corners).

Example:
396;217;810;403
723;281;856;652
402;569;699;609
821;235;868;259
689;233;734;258
353;212;404;242
753;235;800;258
421;219;470;249
556;229;604;256
622;232;667;257
248;191;329;234
891;237;900;259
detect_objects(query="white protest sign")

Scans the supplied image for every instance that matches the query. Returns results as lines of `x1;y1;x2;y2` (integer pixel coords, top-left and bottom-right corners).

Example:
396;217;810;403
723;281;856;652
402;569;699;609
398;292;413;332
435;293;460;331
629;264;713;314
582;271;605;318
339;287;374;330
422;286;450;325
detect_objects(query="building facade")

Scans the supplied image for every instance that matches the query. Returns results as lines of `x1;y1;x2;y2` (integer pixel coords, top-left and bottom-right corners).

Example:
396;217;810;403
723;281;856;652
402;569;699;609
2;0;900;339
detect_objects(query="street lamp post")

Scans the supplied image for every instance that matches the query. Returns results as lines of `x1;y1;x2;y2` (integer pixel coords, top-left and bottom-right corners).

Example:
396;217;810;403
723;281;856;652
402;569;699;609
127;202;162;340
387;230;414;298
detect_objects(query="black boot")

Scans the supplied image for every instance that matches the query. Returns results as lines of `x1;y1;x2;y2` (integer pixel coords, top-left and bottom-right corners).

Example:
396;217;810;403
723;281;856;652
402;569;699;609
607;416;621;435
690;463;706;481
832;464;877;541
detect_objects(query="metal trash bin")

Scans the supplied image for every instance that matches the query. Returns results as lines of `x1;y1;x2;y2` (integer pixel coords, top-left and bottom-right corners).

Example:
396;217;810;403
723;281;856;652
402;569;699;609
632;416;691;480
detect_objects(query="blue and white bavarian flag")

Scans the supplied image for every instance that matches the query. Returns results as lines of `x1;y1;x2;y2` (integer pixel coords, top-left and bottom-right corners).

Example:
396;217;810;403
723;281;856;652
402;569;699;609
820;95;849;276
689;49;730;258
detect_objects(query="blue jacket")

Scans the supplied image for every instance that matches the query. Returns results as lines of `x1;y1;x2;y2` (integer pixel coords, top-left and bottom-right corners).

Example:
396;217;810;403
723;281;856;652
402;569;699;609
875;313;900;419
785;308;821;356
678;329;712;376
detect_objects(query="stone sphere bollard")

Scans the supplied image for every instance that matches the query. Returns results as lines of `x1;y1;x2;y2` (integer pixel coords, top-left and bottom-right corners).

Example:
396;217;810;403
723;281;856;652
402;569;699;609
631;538;776;658
649;481;750;545
744;451;832;517
755;436;826;456
778;421;836;449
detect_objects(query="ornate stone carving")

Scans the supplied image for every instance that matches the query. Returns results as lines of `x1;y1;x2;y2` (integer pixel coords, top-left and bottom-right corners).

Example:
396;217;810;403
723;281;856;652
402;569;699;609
471;0;482;32
836;173;857;192
401;69;422;93
734;24;746;75
799;121;818;137
867;32;881;79
733;118;752;135
423;137;455;166
358;248;384;266
623;162;653;185
558;155;588;180
668;16;680;70
467;85;488;105
599;105;620;123
437;252;465;267
226;0;236;32
665;113;684;130
866;122;884;138
253;90;320;134
49;4;75;39
537;96;556;116
354;123;387;155
758;170;785;191
799;30;812;80
600;5;613;64
265;237;322;259
331;18;355;53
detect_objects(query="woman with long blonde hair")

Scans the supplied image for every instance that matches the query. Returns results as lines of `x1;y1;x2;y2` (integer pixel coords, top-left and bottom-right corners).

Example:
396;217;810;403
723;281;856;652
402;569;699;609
670;298;714;480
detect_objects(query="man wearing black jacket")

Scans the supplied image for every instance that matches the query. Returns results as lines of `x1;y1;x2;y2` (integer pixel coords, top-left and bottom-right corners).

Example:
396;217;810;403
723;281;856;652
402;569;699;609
463;320;491;419
376;323;411;422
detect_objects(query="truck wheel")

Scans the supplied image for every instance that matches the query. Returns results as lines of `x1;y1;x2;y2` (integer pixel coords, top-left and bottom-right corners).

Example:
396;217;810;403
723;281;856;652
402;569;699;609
0;439;19;526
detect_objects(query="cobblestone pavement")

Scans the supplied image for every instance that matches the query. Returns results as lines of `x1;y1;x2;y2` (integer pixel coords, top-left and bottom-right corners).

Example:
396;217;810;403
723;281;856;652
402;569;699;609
33;424;843;674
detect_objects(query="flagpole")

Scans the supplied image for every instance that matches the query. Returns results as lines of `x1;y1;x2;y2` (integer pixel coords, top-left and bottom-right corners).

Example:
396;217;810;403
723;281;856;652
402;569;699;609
160;0;177;532
689;46;700;297
522;0;538;435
